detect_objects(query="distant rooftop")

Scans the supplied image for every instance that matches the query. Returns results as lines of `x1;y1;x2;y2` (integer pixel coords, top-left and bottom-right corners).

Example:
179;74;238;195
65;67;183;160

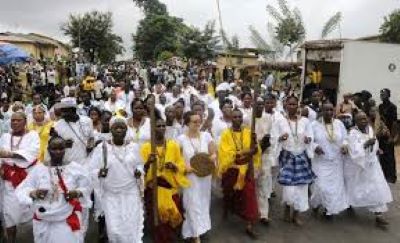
0;32;68;48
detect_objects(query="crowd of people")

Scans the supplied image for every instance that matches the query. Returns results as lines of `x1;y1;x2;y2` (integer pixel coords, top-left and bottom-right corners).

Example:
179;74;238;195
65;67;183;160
0;61;397;243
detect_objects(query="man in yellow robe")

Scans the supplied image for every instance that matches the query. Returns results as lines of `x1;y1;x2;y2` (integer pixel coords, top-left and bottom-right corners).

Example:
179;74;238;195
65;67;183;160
141;117;189;243
218;108;261;238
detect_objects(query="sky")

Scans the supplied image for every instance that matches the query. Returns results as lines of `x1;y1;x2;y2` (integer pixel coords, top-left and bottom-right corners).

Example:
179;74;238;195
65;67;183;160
0;0;399;58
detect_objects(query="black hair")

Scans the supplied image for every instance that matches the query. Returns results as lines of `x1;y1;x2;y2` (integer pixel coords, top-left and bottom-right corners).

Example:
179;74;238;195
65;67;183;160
191;100;205;110
183;110;199;125
240;91;252;100
219;98;233;110
174;98;185;107
130;98;145;113
101;110;112;118
89;106;102;117
264;94;276;100
286;95;299;103
48;135;66;149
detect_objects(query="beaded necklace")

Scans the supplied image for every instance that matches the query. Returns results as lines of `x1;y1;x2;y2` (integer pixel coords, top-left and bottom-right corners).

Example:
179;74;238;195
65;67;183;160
230;128;243;152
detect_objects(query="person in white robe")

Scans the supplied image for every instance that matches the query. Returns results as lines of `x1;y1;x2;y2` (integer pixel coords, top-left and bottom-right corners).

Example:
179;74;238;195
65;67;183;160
239;92;253;127
15;136;91;243
254;98;273;224
0;112;40;242
263;94;284;196
345;112;393;228
53;98;94;233
54;98;95;165
125;99;150;146
177;111;217;242
272;96;314;226
310;103;349;217
104;89;125;115
209;82;231;119
89;118;144;243
211;99;233;143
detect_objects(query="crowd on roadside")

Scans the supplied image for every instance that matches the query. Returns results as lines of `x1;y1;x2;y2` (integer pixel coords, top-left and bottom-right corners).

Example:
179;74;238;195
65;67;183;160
0;59;397;243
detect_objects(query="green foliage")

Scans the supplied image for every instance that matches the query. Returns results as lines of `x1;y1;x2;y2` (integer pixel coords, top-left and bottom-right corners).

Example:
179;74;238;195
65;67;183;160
321;12;342;39
61;11;123;63
275;15;305;47
180;21;220;61
133;14;184;60
380;9;400;43
266;0;305;59
132;0;167;15
158;51;174;61
132;0;219;61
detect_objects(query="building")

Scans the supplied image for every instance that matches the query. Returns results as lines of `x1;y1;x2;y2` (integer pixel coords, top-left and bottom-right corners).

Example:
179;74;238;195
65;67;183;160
215;48;260;80
0;32;69;59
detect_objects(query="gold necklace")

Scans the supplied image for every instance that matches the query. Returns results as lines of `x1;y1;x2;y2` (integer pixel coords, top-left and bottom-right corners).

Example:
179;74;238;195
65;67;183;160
230;128;243;151
286;116;298;142
323;119;335;142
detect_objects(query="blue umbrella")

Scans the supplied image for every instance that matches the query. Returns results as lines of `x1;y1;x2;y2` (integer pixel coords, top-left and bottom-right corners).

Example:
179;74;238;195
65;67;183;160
0;42;30;65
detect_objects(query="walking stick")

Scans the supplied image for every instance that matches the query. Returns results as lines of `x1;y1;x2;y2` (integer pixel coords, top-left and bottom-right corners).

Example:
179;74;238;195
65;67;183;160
248;70;261;179
149;99;159;227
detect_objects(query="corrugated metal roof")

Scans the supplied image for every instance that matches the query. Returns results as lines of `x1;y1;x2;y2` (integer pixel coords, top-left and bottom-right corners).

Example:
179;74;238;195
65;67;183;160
0;32;57;47
301;39;349;50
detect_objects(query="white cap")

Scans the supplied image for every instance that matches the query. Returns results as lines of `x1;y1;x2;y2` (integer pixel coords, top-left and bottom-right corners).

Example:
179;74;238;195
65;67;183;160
110;116;127;126
59;97;77;109
216;82;231;92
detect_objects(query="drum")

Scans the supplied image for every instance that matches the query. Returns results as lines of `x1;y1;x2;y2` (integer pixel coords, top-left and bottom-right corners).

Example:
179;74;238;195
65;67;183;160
190;153;215;177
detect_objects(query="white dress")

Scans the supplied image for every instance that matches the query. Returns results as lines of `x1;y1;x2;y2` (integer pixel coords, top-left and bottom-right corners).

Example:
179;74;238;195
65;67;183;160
0;131;40;227
345;126;393;212
88;142;144;243
177;132;213;239
271;116;312;212
125;118;151;146
310;119;349;215
211;116;231;144
15;162;92;243
255;114;273;219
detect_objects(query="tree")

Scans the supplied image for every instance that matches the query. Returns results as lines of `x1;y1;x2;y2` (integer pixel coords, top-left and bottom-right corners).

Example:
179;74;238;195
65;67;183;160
133;14;185;60
321;12;342;39
180;21;220;61
61;11;123;63
380;9;400;43
132;0;167;16
266;0;305;59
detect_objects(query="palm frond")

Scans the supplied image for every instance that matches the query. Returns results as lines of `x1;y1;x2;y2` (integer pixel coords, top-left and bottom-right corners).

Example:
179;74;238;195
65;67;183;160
220;29;233;49
266;4;283;22
248;25;271;52
321;12;342;39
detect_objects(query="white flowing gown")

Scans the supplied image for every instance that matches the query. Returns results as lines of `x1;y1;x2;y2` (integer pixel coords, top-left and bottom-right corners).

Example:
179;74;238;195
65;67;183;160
0;131;40;227
89;142;144;243
345;126;393;212
310;119;349;215
15;162;92;243
177;132;213;239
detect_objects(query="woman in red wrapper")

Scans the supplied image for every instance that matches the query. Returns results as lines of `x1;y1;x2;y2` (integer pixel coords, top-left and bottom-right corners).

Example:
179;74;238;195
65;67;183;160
0;112;40;243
